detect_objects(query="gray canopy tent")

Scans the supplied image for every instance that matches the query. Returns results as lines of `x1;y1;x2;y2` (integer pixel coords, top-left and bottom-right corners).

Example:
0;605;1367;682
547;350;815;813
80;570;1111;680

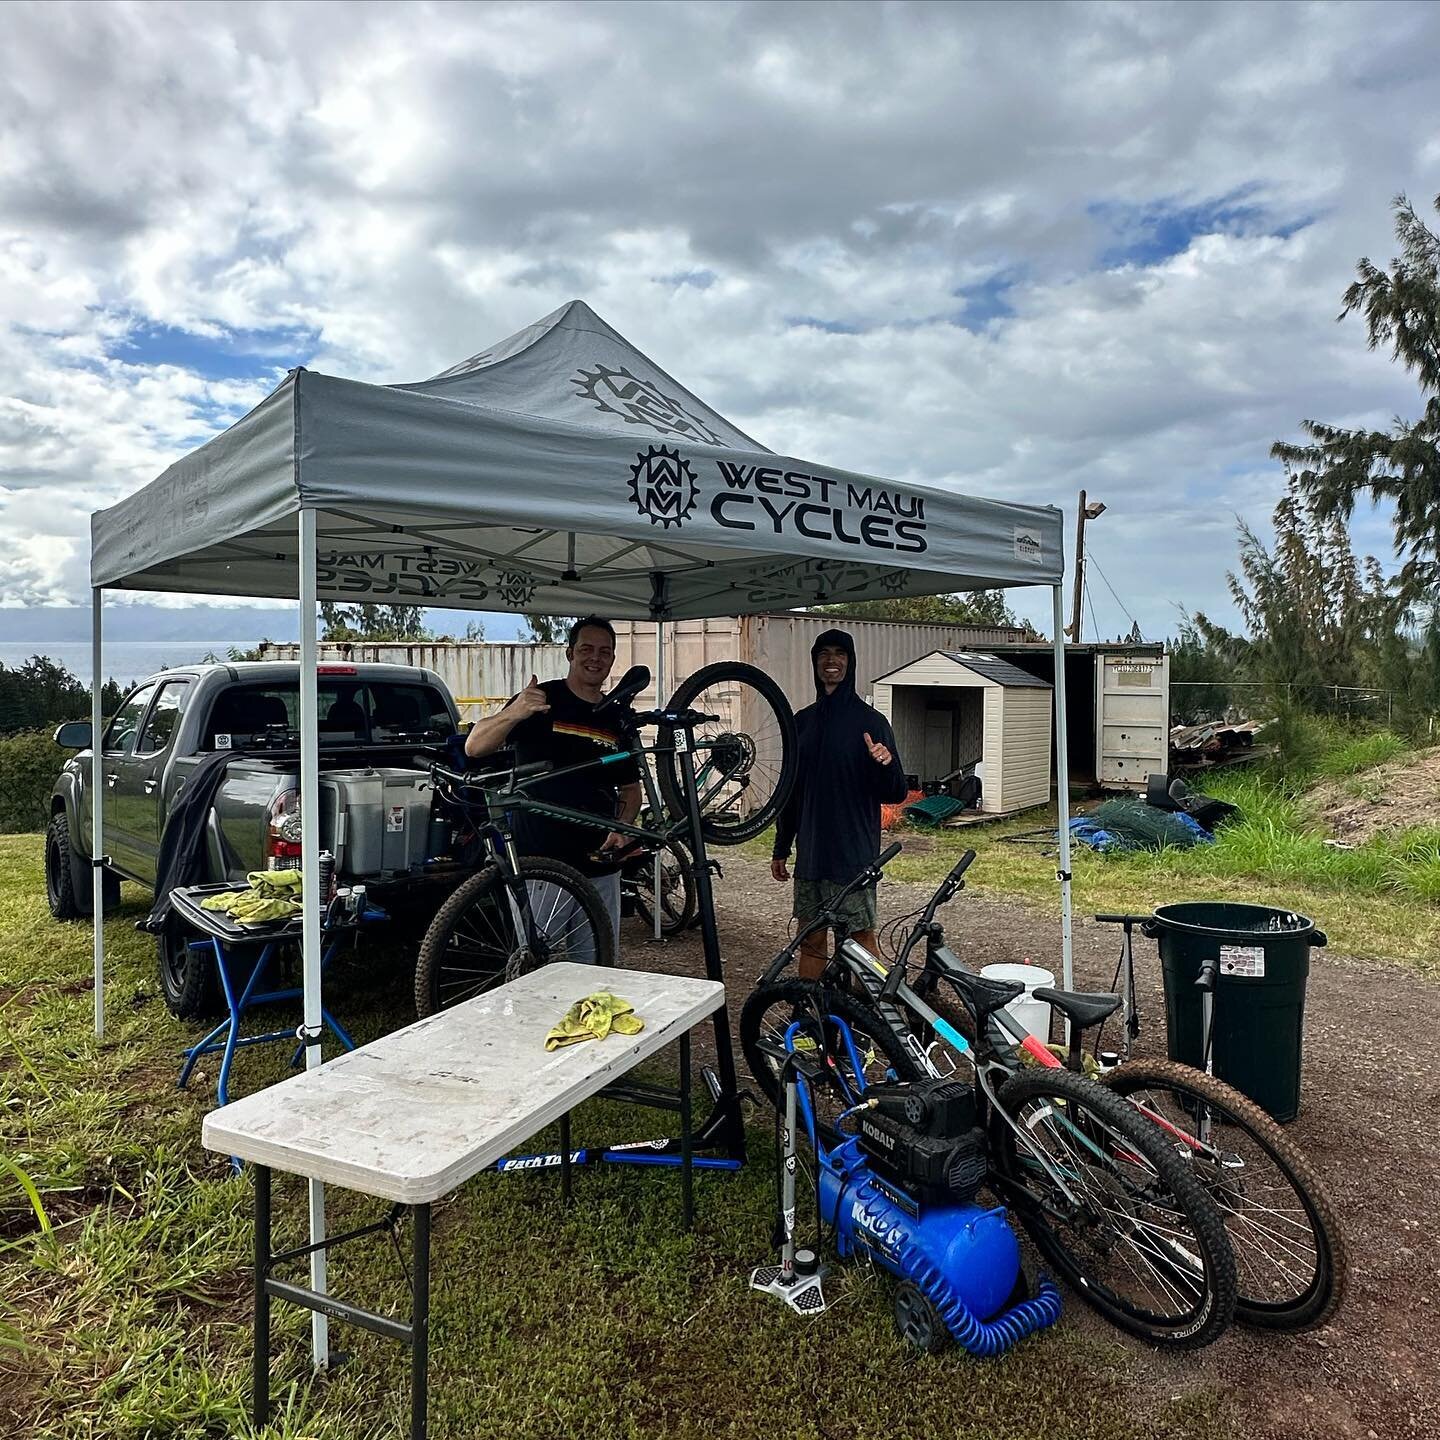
88;299;1072;1360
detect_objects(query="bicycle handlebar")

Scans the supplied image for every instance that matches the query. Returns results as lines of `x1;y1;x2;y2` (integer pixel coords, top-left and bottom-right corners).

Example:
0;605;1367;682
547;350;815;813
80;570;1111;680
431;758;553;791
1094;911;1151;926
1195;953;1220;992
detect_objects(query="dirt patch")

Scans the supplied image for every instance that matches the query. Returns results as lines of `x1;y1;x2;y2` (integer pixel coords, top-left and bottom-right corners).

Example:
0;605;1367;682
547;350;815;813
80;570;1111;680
616;851;1436;1440
1307;746;1440;843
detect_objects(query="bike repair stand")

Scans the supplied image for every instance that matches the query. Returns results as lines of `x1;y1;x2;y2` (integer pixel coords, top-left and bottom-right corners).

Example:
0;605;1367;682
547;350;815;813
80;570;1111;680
750;1065;828;1316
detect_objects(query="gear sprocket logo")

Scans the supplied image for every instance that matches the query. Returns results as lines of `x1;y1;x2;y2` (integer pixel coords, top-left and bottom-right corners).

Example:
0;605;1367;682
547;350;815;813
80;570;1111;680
880;568;908;594
495;570;537;608
574;364;726;446
628;446;698;529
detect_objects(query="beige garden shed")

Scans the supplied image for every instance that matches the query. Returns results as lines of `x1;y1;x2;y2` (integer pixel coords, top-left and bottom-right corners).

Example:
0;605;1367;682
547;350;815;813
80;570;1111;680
871;651;1054;815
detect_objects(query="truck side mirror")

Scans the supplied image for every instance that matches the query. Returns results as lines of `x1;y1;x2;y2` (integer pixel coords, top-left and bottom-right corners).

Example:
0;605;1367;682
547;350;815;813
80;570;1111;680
54;720;93;749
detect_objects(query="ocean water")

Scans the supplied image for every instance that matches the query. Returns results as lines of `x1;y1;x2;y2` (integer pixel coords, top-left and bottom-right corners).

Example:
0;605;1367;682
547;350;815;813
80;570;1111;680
0;641;266;689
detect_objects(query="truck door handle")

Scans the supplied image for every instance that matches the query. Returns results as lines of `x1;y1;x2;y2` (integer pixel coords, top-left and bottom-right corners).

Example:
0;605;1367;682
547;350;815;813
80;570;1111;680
105;772;119;787
144;779;159;794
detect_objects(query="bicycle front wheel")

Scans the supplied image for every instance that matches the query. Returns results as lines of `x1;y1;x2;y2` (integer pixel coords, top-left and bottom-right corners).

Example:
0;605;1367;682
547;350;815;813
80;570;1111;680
414;858;614;1018
990;1066;1237;1348
740;979;925;1147
658;662;797;846
1103;1058;1345;1330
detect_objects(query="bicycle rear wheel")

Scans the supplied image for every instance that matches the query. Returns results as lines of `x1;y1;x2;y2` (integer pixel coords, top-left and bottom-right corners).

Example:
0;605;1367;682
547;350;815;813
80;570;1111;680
990;1066;1237;1348
658;662;796;846
414;857;614;1018
1103;1058;1345;1330
740;979;925;1147
630;838;696;936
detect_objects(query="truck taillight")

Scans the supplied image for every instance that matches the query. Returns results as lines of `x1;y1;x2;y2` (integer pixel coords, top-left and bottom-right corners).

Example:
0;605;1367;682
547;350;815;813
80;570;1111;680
265;789;303;869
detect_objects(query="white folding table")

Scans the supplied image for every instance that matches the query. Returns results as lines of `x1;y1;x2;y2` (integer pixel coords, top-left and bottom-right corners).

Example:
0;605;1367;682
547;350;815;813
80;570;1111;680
202;962;726;1440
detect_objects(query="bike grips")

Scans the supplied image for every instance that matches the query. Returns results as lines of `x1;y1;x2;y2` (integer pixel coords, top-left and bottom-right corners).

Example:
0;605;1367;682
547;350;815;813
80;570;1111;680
876;841;903;868
946;850;977;885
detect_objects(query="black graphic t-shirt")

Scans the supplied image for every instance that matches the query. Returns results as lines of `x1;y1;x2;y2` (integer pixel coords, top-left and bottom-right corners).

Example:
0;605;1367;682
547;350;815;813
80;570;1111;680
505;680;640;875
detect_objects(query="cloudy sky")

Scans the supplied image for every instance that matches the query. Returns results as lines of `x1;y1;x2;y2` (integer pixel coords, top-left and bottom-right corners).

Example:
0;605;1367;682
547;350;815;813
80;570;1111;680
3;0;1438;641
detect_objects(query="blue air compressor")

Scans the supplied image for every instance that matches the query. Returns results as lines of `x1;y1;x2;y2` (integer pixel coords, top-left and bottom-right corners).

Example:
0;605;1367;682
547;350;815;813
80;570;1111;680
751;1057;1060;1355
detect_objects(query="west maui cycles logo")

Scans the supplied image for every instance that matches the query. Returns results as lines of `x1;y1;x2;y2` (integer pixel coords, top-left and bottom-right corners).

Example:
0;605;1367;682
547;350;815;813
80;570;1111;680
622;448;929;555
629;446;699;529
495;570;538;607
573;364;727;446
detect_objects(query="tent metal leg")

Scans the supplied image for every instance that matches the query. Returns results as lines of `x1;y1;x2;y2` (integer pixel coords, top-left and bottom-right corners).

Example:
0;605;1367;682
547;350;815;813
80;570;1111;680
652;618;666;942
91;588;105;1039
1051;584;1075;995
298;508;329;1366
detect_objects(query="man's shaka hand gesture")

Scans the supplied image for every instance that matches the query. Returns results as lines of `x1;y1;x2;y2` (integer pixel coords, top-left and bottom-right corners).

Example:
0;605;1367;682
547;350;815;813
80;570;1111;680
514;674;551;718
863;731;892;766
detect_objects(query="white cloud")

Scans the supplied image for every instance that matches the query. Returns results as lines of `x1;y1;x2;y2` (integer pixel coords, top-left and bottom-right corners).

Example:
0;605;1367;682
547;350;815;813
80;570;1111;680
1;0;1437;638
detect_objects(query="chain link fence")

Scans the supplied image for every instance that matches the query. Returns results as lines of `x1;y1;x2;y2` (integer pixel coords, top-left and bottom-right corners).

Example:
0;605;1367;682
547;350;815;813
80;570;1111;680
1170;681;1401;729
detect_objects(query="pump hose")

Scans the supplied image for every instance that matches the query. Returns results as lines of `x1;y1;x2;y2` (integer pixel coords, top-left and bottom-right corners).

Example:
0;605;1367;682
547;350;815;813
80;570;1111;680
850;1179;1062;1356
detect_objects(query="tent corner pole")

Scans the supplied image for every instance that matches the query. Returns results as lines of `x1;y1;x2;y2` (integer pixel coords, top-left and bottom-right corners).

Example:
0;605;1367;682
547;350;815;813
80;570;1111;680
298;508;330;1368
91;588;105;1039
652;614;666;941
1051;584;1074;993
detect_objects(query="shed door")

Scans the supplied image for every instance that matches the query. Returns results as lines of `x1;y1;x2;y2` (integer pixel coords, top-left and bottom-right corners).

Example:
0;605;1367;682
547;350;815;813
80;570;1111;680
923;707;954;780
1095;654;1170;787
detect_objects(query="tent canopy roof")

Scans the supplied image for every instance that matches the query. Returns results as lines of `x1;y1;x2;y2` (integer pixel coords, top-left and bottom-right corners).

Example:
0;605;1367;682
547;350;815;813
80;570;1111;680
91;301;1064;619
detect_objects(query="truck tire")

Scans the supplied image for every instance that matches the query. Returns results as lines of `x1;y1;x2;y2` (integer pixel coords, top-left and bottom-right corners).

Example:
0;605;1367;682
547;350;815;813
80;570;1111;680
158;916;222;1019
46;812;119;921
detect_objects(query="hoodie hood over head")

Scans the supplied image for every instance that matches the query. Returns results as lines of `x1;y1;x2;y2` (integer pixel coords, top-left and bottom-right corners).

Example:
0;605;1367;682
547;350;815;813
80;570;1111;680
811;628;858;703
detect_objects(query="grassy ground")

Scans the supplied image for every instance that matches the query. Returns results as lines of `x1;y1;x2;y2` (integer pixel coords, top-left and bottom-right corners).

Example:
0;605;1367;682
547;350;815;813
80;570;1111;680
753;757;1439;976
0;834;1236;1440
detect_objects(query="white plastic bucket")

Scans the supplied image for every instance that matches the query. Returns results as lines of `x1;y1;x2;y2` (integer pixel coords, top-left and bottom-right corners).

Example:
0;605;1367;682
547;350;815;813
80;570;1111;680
980;963;1055;1042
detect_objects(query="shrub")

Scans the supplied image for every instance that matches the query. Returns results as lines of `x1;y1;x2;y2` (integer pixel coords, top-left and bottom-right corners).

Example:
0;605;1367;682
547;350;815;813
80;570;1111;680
0;730;66;835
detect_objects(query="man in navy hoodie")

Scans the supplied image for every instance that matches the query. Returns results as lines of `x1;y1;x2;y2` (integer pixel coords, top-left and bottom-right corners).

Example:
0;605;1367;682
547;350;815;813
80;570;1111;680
771;628;908;979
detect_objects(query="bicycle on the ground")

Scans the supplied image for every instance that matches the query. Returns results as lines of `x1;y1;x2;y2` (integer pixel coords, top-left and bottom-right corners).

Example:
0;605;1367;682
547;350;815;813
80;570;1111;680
741;847;1239;1349
1080;913;1347;1330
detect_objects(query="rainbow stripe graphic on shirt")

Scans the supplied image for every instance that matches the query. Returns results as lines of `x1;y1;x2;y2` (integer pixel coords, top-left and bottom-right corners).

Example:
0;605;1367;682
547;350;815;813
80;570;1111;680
552;722;621;752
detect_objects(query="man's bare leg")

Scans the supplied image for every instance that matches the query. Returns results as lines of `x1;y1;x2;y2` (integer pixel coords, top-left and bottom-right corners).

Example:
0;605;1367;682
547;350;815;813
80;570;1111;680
798;928;830;982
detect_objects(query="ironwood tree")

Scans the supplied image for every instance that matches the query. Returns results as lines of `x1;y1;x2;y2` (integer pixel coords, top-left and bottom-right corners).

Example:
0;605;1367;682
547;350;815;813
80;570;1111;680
1273;192;1440;606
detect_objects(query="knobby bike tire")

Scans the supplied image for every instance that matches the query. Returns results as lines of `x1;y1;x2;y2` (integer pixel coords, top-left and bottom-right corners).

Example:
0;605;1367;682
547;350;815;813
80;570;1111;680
630;837;697;936
739;979;925;1148
1103;1058;1346;1331
658;661;797;846
414;857;614;1019
990;1066;1238;1349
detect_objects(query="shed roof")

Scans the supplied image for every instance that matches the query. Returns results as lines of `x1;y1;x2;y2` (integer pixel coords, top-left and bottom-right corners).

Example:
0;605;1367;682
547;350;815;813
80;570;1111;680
873;649;1053;689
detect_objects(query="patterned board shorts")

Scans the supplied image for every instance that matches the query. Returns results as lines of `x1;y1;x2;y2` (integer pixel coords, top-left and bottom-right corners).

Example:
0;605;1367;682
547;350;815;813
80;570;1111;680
793;876;877;935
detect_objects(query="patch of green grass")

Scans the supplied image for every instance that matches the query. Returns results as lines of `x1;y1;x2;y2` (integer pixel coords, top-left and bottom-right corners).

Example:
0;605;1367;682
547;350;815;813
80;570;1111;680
1312;729;1408;778
0;835;1241;1440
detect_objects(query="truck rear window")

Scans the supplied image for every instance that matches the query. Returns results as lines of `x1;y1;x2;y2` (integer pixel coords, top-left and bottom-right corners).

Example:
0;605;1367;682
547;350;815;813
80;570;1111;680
203;681;453;750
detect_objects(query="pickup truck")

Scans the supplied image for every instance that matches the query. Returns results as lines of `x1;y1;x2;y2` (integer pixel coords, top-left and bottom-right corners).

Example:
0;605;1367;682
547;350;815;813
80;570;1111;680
48;661;464;1018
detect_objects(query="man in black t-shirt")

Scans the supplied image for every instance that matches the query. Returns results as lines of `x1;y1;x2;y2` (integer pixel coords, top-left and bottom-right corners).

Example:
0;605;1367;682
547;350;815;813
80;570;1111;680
464;616;640;951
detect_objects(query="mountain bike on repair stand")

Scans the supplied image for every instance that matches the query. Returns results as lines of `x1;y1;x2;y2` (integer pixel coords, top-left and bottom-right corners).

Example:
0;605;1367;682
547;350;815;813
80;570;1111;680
743;845;1239;1349
421;660;798;1174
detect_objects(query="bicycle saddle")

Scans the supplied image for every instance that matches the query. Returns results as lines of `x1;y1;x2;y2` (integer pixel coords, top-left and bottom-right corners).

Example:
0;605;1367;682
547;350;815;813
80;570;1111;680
945;970;1025;1023
1032;987;1121;1031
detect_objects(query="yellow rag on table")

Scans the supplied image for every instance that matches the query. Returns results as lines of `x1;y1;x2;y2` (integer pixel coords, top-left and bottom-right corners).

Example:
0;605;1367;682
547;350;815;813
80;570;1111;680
544;992;645;1051
199;869;305;927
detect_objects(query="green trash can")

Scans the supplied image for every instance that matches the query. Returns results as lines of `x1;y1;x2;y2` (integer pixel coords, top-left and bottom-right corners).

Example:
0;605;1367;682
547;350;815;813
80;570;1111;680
1147;902;1326;1124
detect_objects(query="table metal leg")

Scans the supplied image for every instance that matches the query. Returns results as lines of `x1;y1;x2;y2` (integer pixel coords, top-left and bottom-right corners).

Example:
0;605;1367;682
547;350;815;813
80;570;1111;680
254;1164;271;1427
412;1203;430;1440
680;1032;693;1230
558;1112;572;1204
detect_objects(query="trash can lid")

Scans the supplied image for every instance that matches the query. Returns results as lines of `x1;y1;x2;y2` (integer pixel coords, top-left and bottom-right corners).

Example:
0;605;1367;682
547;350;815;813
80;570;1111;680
1150;901;1318;942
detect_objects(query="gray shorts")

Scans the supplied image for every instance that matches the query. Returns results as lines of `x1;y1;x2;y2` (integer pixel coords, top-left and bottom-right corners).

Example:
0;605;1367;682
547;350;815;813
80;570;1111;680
793;876;877;936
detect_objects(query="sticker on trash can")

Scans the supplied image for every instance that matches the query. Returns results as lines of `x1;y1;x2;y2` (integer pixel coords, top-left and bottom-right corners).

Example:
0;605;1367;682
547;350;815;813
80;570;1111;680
387;805;406;832
1219;944;1265;977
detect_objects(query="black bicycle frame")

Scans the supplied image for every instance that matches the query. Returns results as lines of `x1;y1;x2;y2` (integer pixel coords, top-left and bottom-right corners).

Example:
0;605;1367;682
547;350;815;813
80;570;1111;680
444;706;748;1167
